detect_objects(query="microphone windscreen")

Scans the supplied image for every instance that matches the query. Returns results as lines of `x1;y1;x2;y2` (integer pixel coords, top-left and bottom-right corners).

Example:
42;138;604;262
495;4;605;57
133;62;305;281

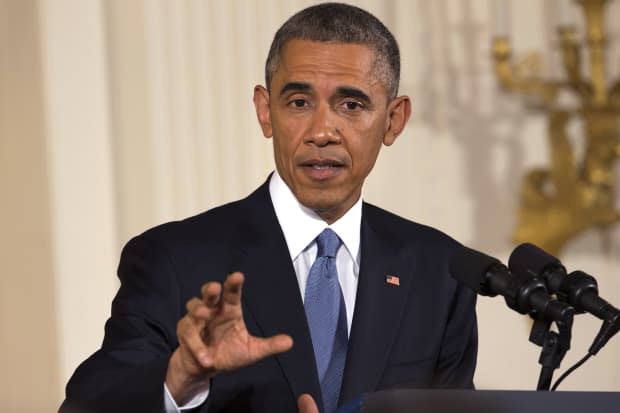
449;246;501;294
508;243;562;275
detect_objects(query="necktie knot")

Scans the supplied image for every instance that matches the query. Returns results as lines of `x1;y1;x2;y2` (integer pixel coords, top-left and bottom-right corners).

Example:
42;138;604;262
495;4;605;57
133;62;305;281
316;228;341;258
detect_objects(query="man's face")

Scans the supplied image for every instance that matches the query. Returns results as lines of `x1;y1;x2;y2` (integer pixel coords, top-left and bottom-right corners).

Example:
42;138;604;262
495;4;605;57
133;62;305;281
254;40;410;223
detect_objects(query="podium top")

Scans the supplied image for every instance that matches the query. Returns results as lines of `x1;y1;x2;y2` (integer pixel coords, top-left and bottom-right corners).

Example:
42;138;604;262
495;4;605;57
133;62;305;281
360;389;620;413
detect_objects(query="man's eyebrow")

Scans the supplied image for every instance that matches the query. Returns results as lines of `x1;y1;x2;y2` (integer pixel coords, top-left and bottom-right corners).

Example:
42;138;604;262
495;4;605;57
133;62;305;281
279;82;311;96
336;87;371;104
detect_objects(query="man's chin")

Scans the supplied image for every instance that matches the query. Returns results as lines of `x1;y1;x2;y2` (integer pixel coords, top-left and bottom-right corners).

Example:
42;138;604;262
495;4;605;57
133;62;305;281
295;193;352;223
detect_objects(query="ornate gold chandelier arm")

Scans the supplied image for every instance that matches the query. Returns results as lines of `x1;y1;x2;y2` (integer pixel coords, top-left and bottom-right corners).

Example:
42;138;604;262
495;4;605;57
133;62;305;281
581;0;608;107
548;111;578;196
494;0;620;255
610;81;620;108
492;37;561;106
558;27;591;100
493;37;562;106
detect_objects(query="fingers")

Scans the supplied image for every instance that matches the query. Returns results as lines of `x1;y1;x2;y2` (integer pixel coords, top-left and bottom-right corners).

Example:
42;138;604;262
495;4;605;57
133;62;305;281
182;273;246;351
186;297;210;320
199;272;243;308
221;272;244;306
297;394;319;413
201;281;222;308
181;295;220;368
176;315;211;368
168;272;251;398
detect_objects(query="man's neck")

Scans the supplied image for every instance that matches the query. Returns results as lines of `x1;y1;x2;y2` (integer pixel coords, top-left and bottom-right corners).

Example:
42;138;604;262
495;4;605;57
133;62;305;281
268;170;362;264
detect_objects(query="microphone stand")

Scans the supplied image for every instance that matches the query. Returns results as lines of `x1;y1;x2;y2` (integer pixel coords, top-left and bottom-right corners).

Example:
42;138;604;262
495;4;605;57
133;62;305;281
528;312;574;391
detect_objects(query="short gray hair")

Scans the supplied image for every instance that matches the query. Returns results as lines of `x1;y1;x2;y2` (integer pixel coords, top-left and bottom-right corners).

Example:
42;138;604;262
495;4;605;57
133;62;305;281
265;2;400;99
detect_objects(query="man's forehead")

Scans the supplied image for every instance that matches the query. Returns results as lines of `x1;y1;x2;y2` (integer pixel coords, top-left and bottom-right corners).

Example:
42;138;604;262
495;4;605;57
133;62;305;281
280;39;376;63
274;39;385;92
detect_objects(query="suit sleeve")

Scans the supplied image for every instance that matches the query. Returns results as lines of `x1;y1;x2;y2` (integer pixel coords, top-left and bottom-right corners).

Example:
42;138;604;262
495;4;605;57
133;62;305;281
60;234;184;413
432;283;478;389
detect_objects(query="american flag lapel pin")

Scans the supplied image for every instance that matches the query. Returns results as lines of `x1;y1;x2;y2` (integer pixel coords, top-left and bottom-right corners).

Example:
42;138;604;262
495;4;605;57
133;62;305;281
385;275;400;286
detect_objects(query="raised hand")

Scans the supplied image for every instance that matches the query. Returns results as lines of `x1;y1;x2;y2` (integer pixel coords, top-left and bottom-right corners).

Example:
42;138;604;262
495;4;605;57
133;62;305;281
165;272;293;404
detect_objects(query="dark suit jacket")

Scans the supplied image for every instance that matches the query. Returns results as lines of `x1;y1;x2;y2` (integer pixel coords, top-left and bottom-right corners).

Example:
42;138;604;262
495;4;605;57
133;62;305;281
60;180;477;413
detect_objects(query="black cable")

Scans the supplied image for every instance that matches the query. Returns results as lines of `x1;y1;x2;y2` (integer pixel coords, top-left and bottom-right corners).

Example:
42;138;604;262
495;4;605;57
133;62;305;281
551;353;592;391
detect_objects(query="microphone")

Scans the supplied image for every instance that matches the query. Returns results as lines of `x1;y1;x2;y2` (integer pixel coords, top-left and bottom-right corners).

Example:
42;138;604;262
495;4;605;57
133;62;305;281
449;246;574;324
509;243;620;354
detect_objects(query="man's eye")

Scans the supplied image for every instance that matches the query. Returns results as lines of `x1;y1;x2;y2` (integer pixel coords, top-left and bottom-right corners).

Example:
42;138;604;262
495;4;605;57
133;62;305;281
343;101;363;110
290;99;307;108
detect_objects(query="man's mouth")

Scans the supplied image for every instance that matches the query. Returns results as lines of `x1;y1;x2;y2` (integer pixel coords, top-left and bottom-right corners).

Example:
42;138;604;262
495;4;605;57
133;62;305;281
308;163;341;169
301;159;345;168
300;159;344;179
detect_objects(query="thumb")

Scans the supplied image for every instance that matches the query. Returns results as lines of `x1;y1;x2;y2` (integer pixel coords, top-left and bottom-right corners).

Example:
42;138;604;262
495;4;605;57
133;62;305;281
297;393;319;413
250;334;293;359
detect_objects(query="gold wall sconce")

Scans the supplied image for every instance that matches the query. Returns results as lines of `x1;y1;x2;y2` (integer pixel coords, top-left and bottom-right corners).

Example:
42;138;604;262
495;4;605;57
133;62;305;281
492;0;620;255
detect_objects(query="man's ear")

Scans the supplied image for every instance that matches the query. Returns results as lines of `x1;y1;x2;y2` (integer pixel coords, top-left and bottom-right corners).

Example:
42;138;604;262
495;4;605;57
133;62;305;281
383;95;412;146
253;85;272;138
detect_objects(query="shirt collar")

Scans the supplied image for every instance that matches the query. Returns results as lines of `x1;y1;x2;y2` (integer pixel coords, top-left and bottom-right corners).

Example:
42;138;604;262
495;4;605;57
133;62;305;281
269;171;362;266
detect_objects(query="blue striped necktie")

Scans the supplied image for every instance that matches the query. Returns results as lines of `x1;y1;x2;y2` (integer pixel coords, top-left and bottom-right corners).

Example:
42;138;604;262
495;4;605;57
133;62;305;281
304;228;348;413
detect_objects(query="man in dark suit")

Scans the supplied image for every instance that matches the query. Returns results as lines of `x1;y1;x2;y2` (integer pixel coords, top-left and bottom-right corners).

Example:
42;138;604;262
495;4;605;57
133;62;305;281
61;3;477;413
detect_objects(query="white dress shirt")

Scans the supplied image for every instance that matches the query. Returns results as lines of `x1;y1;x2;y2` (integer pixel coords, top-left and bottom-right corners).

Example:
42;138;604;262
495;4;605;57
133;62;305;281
269;170;361;332
164;171;362;412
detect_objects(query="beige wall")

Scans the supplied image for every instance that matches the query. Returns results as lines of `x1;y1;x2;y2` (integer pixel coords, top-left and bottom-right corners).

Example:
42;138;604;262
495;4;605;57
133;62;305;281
1;0;118;410
2;0;619;410
0;1;60;410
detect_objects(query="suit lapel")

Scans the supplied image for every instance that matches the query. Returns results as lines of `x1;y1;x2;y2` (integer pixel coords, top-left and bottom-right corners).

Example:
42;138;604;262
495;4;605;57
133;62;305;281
339;205;414;403
232;184;322;406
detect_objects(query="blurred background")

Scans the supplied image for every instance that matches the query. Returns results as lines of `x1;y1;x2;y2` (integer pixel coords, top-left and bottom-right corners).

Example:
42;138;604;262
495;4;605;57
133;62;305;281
2;0;619;411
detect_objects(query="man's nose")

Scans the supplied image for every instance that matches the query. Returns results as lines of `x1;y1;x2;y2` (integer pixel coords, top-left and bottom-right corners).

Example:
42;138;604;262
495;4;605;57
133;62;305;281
305;104;340;147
